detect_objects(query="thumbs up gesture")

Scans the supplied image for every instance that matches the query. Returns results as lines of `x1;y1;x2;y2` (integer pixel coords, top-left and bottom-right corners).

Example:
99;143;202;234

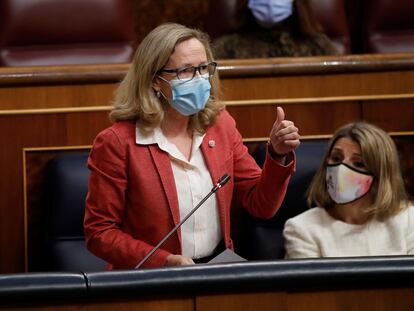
269;106;300;158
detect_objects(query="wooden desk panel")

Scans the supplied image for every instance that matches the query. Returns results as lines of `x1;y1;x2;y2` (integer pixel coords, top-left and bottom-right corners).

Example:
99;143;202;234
197;288;414;311
1;297;193;311
197;292;288;311
2;289;412;311
287;288;413;311
1;257;413;310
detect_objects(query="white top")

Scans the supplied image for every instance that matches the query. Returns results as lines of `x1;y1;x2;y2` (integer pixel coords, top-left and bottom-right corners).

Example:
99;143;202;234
283;204;414;258
136;126;222;259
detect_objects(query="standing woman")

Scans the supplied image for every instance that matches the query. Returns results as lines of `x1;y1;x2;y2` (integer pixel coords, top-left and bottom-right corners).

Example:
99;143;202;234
284;122;414;258
84;23;300;269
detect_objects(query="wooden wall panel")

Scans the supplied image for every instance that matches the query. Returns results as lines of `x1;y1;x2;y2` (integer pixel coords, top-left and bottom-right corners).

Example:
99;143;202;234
0;112;111;273
220;71;414;100
362;99;414;132
0;63;126;110
0;84;116;110
227;102;360;137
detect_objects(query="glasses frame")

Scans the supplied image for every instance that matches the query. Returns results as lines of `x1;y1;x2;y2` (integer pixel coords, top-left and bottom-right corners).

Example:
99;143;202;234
158;62;217;82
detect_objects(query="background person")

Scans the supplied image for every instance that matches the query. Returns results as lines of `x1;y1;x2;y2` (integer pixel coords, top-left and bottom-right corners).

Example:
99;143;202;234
84;23;300;269
213;0;338;59
283;122;414;258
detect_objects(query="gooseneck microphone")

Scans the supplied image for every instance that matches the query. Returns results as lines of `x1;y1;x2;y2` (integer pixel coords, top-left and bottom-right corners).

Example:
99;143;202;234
135;173;231;269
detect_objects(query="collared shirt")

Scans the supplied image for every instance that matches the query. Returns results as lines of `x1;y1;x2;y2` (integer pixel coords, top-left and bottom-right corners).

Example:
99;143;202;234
135;125;222;259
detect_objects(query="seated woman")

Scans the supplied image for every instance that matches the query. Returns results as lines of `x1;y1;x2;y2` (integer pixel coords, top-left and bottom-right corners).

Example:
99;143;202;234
283;122;414;258
213;0;338;59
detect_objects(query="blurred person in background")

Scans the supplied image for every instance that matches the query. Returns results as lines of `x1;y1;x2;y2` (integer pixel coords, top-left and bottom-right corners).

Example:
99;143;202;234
213;0;338;59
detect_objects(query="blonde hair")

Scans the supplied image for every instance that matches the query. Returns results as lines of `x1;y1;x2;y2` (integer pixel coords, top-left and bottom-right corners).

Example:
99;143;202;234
110;23;224;133
308;122;408;220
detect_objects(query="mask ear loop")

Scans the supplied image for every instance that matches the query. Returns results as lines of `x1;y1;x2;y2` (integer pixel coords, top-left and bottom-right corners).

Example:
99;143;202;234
152;73;172;102
151;73;161;99
158;89;171;102
153;88;170;113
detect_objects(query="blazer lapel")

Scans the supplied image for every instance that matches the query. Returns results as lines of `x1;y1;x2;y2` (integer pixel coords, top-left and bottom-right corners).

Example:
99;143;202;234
148;145;181;243
201;132;228;240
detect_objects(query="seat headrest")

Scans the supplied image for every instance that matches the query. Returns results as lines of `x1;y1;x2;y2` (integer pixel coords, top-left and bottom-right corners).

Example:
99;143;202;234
0;0;134;46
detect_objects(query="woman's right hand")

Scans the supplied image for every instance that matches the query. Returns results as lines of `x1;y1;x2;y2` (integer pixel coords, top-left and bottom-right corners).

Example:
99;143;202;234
165;254;195;266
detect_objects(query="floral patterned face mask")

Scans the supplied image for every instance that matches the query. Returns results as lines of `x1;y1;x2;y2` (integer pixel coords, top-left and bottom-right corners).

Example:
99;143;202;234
326;163;374;204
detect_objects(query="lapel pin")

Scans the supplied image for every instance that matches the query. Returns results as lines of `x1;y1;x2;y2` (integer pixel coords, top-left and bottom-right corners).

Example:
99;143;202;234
208;140;215;148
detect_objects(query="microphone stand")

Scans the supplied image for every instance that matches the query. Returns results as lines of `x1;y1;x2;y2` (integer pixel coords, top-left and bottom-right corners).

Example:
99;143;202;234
135;173;231;269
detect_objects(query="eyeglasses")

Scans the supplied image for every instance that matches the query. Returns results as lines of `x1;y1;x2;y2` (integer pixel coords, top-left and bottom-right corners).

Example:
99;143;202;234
158;62;217;82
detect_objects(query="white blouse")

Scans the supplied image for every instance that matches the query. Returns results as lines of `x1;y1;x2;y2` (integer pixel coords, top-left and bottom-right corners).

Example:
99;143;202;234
283;204;414;258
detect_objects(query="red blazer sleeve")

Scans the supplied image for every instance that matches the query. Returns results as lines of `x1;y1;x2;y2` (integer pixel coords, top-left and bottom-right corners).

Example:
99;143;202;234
221;111;295;219
84;127;170;269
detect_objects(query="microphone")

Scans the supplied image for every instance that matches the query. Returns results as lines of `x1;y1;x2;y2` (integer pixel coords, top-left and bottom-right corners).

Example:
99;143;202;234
135;173;231;269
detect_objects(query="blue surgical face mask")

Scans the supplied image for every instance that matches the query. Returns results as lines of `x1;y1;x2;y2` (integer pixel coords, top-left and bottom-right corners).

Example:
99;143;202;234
158;74;211;116
248;0;294;29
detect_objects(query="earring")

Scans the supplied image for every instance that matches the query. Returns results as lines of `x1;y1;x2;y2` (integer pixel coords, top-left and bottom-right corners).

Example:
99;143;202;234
156;91;161;98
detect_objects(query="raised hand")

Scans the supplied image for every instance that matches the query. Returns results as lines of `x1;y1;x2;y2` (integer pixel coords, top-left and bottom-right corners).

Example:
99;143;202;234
269;106;300;157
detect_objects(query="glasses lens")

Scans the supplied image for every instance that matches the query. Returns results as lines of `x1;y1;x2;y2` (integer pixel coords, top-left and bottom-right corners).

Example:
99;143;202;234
177;67;195;81
200;63;217;76
176;63;217;81
208;62;217;75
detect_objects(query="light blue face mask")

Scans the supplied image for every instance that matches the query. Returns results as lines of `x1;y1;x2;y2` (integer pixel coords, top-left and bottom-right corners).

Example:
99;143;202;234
158;74;211;116
248;0;294;29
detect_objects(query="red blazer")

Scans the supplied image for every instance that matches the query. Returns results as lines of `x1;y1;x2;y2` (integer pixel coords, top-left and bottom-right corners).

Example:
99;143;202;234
84;110;295;269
